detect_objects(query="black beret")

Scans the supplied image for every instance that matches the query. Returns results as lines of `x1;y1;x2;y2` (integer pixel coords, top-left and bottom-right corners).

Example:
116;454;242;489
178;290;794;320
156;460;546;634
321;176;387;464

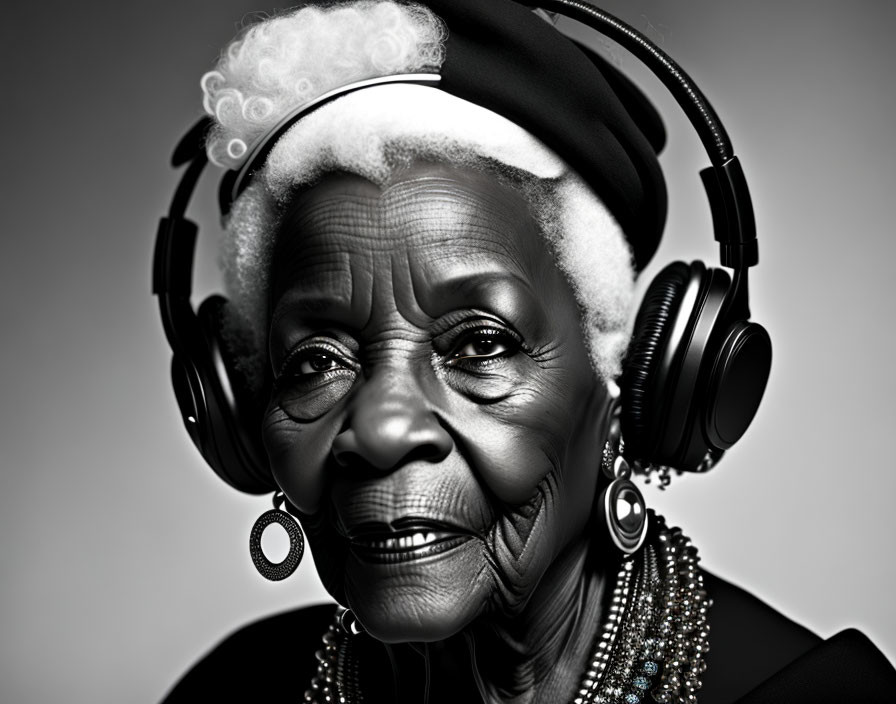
423;0;667;269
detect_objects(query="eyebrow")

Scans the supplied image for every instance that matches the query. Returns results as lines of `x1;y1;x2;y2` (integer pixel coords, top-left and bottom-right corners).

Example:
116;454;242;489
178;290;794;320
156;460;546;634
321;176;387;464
271;268;545;326
270;291;360;330
413;269;545;323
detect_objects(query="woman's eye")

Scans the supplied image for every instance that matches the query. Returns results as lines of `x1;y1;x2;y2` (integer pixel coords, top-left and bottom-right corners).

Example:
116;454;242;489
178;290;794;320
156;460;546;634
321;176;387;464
436;321;527;403
297;351;344;375
273;340;359;421
448;328;520;365
277;341;358;382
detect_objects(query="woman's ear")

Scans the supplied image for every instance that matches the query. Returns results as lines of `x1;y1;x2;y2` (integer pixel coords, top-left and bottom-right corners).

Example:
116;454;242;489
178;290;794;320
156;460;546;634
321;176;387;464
594;381;621;449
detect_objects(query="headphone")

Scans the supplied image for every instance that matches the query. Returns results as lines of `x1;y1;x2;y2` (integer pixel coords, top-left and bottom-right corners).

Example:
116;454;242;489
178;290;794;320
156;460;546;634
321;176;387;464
153;0;772;492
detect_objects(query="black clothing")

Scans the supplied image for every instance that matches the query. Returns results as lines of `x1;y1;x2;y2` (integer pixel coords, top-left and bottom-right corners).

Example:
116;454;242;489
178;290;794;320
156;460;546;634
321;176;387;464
698;573;895;702
161;572;895;703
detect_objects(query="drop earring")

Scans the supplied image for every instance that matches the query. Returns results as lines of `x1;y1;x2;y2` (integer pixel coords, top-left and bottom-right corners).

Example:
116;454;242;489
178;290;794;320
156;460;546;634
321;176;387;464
339;607;366;636
249;491;304;581
598;437;648;555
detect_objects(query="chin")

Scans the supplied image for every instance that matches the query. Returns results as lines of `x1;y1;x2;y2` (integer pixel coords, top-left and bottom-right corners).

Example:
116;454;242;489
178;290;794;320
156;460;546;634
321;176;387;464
340;538;488;643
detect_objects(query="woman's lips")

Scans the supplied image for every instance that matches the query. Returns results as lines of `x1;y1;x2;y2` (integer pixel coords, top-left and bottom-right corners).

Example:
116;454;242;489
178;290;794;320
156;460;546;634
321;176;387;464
346;519;475;564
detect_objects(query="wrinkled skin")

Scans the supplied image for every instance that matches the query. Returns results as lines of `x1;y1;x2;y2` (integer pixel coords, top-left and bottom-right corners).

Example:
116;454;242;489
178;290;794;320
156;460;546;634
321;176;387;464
262;162;615;701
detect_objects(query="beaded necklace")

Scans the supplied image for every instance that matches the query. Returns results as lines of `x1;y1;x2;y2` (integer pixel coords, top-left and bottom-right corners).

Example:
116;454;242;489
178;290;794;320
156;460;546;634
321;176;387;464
303;512;710;704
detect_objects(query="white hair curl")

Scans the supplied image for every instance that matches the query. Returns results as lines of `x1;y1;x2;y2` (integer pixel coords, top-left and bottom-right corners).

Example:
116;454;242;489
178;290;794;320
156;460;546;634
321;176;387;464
203;2;636;391
202;1;446;168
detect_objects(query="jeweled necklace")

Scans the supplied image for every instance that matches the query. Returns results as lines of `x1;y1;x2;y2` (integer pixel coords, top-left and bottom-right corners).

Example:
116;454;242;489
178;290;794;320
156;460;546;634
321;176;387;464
302;512;710;704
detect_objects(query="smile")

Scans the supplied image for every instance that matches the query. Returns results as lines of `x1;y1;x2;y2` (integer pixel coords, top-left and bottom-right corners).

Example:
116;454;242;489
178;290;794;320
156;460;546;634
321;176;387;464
347;520;474;564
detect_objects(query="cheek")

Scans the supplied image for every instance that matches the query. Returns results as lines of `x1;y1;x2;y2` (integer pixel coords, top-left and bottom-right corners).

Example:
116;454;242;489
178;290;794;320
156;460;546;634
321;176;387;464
450;363;604;603
263;408;353;601
449;366;596;505
262;407;341;514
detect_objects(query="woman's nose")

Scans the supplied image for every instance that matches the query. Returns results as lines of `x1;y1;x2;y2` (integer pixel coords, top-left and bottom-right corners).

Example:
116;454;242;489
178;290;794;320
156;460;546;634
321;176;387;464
331;372;454;473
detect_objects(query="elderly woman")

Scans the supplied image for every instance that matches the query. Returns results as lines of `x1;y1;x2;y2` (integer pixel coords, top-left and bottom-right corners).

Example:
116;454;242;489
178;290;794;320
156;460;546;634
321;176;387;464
156;1;895;702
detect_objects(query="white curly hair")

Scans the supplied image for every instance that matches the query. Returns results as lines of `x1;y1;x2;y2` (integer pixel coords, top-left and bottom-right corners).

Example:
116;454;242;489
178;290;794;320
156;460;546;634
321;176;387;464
202;1;446;169
202;1;636;391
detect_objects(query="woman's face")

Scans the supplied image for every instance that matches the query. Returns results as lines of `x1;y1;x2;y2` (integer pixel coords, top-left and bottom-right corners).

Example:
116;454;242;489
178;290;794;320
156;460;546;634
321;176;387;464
263;162;611;642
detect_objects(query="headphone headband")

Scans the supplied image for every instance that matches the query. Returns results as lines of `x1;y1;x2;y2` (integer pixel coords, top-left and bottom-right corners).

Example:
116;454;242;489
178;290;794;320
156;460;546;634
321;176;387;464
538;0;756;268
225;74;442;211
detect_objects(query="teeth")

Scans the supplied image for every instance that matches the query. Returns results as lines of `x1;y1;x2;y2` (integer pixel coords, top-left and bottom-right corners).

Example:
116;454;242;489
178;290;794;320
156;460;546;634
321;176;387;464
366;531;440;551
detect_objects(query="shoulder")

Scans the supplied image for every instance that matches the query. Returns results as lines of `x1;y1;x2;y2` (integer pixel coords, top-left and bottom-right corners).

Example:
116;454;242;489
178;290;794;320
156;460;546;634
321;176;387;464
159;602;337;702
700;571;896;703
699;570;820;702
734;628;896;704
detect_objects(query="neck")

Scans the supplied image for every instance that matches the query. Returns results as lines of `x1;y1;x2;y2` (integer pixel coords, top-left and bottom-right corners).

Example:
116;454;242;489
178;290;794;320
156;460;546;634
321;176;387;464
395;536;608;704
472;537;608;703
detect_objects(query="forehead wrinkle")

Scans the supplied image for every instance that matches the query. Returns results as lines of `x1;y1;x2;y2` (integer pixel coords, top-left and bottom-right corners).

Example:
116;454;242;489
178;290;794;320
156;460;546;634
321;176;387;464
274;197;390;329
281;171;539;262
273;239;353;300
377;181;544;327
272;168;554;337
381;174;526;214
290;197;394;247
381;184;538;285
379;243;427;330
383;178;535;240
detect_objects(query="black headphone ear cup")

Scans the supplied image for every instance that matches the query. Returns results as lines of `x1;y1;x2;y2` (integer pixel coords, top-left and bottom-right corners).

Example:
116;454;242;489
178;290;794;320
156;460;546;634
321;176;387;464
197;296;267;420
194;295;274;493
703;320;772;451
621;261;691;459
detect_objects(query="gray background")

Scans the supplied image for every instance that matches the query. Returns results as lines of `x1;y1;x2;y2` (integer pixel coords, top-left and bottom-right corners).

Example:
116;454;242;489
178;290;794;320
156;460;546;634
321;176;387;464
2;1;894;702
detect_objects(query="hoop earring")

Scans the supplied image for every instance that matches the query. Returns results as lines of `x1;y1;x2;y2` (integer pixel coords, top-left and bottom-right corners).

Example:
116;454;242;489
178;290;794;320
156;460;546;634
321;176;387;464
598;439;647;555
249;491;304;581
